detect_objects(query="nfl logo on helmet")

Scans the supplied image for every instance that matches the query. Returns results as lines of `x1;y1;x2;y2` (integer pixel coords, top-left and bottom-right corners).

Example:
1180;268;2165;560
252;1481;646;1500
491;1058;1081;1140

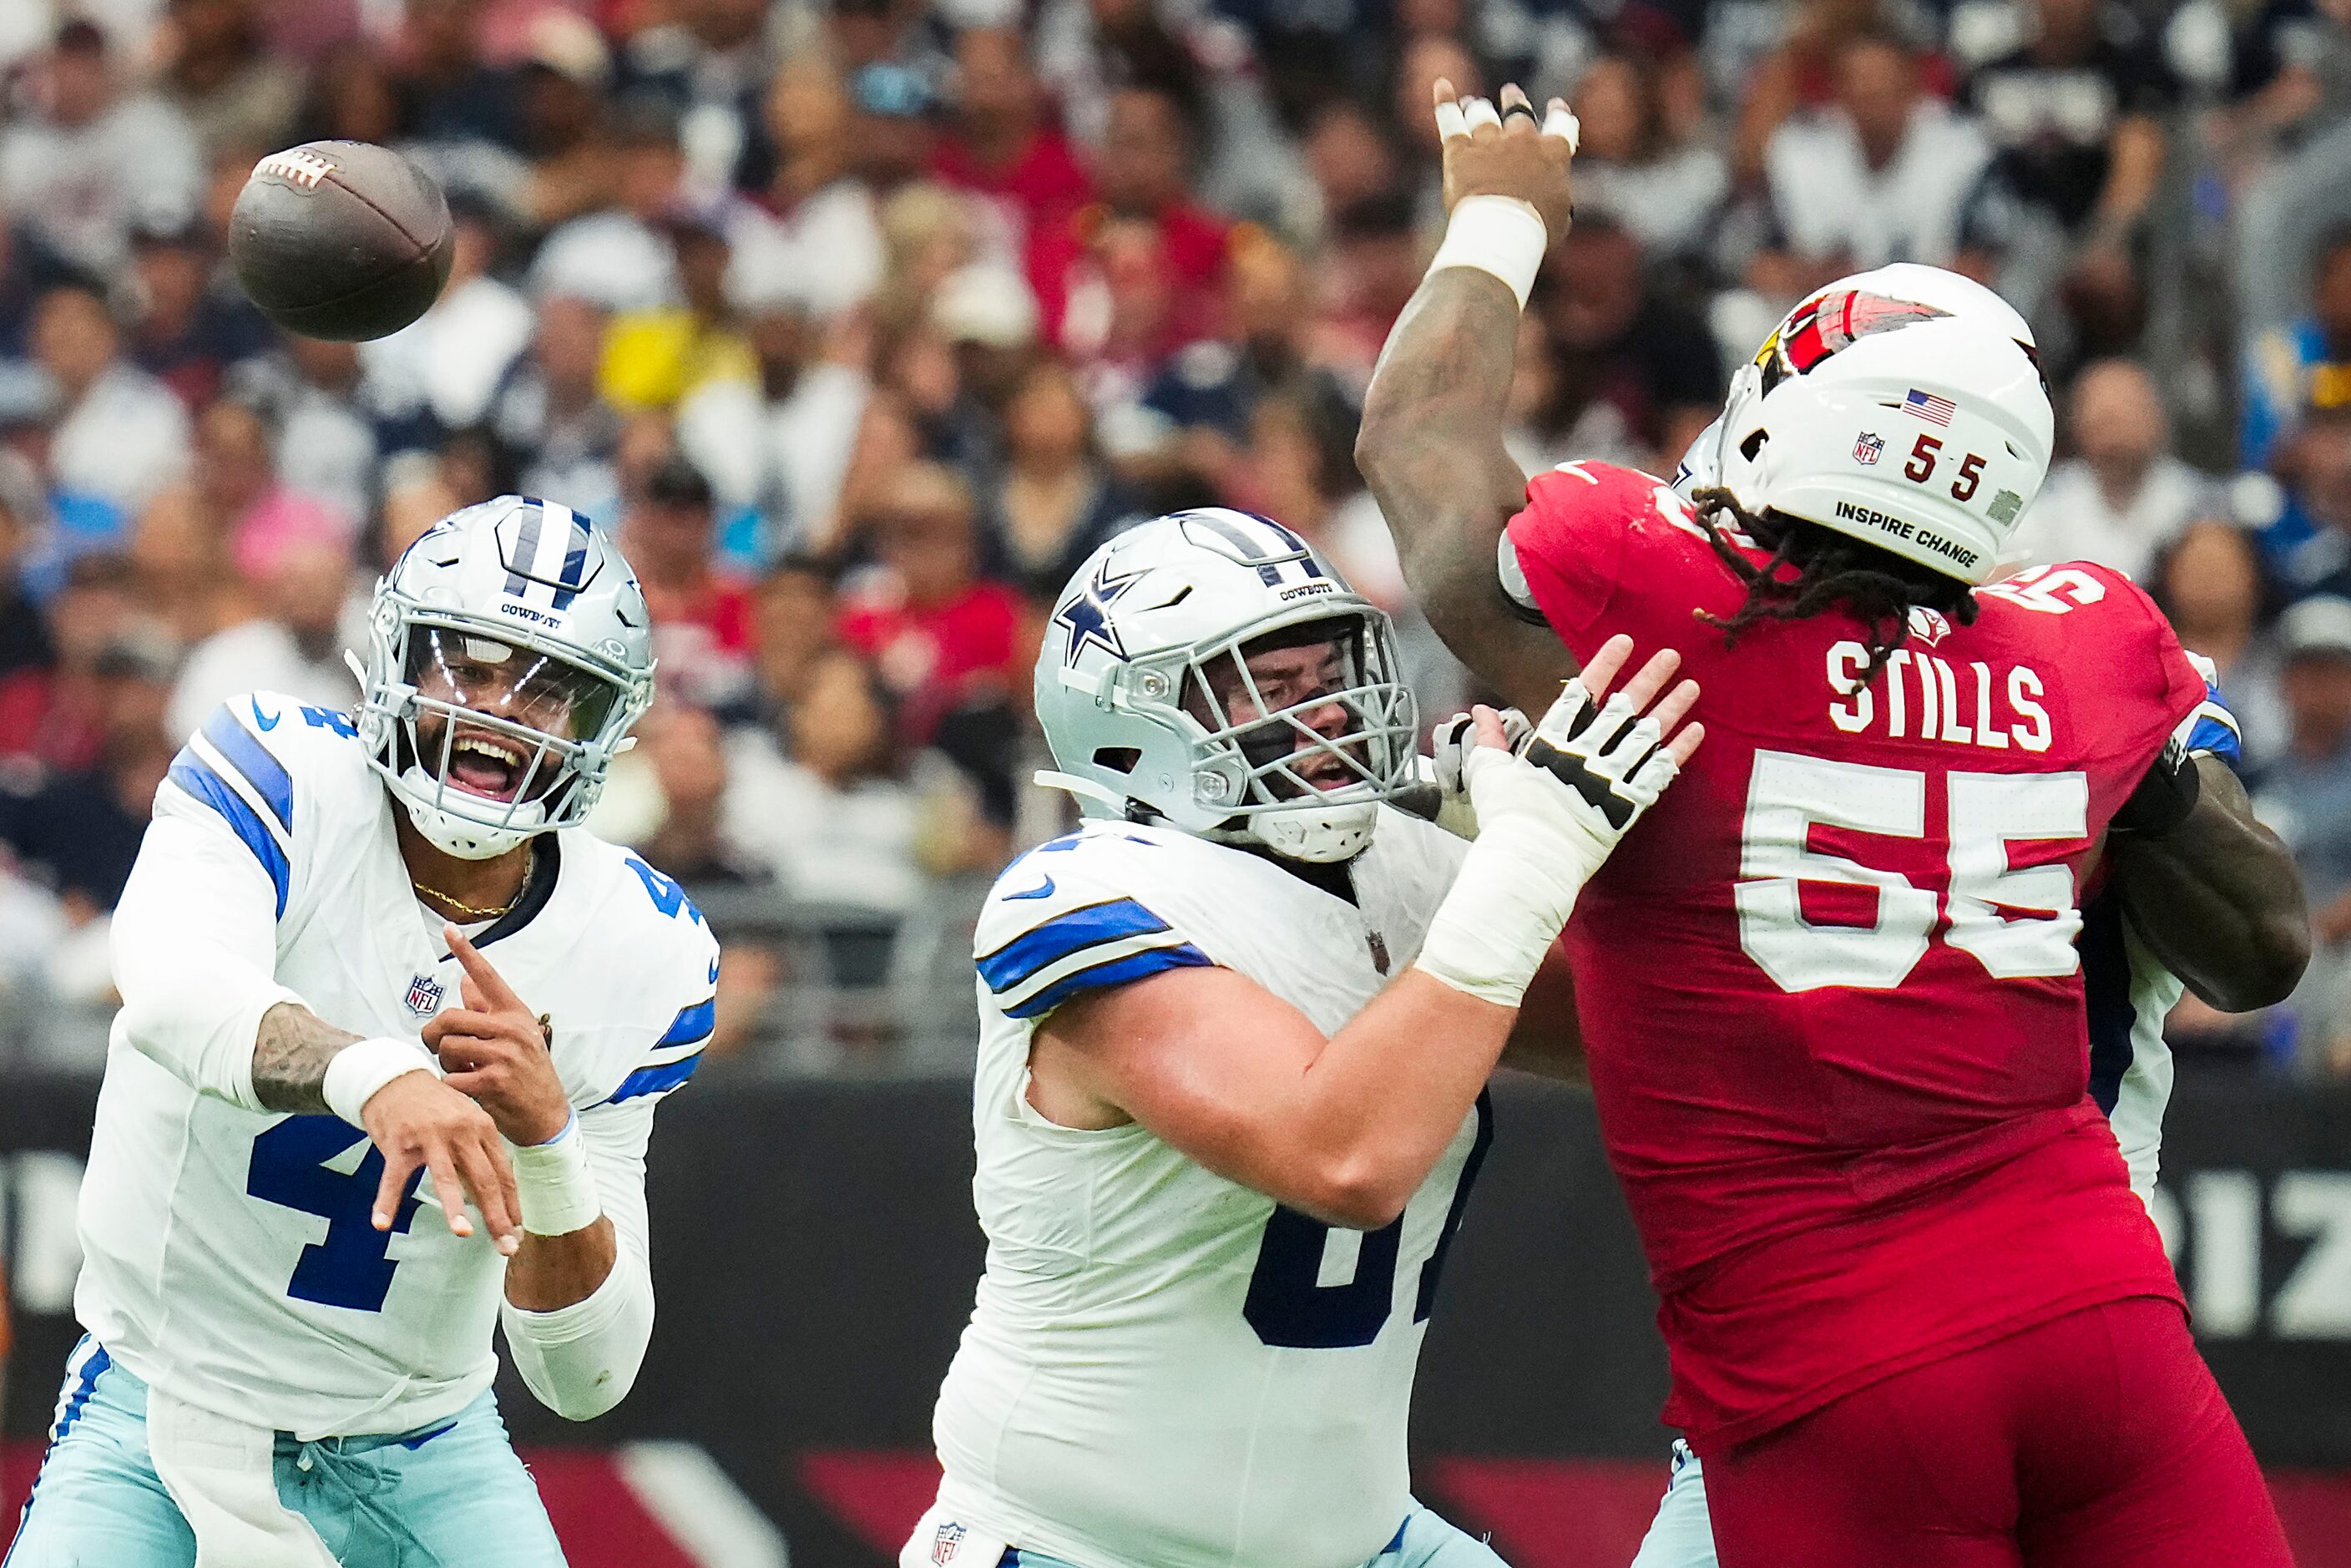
1853;431;1885;466
403;973;444;1017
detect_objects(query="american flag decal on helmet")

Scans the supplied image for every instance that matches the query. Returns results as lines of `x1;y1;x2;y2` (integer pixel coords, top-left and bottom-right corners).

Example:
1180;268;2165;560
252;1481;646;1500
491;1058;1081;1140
1902;389;1956;427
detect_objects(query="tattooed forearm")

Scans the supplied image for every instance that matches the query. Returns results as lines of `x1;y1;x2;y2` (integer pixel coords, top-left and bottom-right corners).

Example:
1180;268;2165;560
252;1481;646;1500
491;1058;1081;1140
2113;758;2310;1012
252;1002;363;1114
1357;267;1575;713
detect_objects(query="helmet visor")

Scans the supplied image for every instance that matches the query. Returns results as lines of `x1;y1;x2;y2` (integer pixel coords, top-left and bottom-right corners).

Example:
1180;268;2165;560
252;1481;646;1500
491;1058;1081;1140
1181;611;1418;811
402;623;623;806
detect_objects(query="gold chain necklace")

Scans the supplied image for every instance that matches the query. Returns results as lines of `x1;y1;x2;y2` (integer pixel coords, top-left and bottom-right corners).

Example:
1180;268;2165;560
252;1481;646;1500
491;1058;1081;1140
413;846;533;921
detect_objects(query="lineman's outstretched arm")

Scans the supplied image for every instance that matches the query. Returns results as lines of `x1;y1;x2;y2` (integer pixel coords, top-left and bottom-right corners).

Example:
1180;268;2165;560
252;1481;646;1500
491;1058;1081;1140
1357;81;1579;716
1029;640;1698;1229
2112;756;2310;1012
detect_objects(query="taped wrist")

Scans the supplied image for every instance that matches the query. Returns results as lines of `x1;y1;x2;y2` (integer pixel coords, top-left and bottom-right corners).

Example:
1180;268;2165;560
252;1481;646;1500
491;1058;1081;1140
2111;737;2201;838
1428;195;1549;310
510;1114;603;1237
322;1037;443;1128
1413;811;1603;1007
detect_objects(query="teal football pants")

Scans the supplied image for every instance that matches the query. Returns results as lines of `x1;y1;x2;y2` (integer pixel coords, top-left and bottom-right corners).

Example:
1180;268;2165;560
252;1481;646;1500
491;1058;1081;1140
4;1339;566;1567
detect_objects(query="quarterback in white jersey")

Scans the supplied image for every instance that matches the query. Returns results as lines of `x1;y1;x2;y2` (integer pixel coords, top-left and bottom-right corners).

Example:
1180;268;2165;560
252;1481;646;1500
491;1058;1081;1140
906;509;1706;1568
10;497;716;1568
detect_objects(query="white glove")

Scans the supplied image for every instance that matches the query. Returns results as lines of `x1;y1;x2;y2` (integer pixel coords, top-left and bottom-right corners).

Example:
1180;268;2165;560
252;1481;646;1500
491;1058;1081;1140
1421;706;1533;839
1414;676;1684;1007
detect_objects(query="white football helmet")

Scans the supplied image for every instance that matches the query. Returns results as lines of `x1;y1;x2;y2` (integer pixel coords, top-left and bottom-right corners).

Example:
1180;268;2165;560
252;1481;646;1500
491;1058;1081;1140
1034;510;1418;864
1682;264;2052;584
356;496;655;859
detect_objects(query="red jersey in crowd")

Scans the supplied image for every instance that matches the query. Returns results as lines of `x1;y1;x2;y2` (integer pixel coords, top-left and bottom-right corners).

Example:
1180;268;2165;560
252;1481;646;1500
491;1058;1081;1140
836;579;1026;747
1503;459;2205;1445
931;129;1095;258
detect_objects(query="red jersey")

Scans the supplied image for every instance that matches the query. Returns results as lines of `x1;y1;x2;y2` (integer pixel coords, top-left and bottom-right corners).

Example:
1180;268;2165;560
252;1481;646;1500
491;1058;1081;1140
1504;460;2207;1444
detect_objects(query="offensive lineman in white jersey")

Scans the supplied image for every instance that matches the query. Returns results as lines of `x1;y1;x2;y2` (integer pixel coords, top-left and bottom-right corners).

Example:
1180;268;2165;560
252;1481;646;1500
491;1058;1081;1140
8;497;718;1568
903;508;1705;1568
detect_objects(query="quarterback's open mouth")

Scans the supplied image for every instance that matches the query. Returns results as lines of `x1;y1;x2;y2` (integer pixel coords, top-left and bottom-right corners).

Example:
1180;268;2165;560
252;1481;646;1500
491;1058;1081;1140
445;730;529;802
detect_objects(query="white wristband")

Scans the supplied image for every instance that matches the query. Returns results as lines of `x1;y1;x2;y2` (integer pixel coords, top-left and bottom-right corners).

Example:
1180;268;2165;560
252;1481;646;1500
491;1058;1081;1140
1428;195;1550;310
511;1114;602;1237
322;1037;443;1128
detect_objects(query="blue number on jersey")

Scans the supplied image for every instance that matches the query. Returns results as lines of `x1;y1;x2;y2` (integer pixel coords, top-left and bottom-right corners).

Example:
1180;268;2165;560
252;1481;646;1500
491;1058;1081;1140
299;706;358;738
248;1116;423;1312
623;855;707;926
1243;1092;1494;1348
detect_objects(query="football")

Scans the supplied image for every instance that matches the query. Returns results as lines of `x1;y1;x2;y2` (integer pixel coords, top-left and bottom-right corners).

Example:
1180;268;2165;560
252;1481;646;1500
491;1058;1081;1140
227;140;454;341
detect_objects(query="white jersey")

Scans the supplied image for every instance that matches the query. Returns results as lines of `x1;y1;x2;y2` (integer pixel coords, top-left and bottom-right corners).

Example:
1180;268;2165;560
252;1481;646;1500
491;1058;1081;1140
931;811;1480;1568
77;692;718;1439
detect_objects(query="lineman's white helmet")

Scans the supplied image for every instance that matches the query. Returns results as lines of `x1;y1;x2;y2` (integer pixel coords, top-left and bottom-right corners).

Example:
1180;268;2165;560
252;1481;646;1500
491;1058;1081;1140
1681;264;2051;584
1034;509;1418;864
356;496;655;859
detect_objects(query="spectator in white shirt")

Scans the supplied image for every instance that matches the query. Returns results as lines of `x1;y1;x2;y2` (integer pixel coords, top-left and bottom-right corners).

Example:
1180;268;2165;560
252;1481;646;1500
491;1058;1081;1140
357;197;533;432
0;21;204;281
31;284;191;519
1755;31;1993;297
2020;358;2212;579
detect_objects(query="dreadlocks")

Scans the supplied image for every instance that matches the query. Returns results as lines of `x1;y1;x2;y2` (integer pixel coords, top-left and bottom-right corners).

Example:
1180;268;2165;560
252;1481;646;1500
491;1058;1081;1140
1689;486;1979;678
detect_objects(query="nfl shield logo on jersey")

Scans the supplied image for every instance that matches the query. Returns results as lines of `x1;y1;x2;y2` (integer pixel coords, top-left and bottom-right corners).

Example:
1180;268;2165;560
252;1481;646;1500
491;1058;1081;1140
1853;431;1885;466
932;1522;968;1564
402;973;444;1017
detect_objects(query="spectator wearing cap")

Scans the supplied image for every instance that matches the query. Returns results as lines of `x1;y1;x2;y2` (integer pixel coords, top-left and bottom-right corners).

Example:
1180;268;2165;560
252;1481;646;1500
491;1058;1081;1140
1031;83;1231;362
528;98;690;313
1753;31;1991;301
511;11;620;233
976;357;1143;602
0;22;205;285
625;454;756;704
600;203;758;412
848;61;943;197
2246;227;2351;474
164;533;358;743
359;194;533;432
2273;404;2351;589
932;28;1095;262
125;215;272;412
0;626;179;922
226;336;399;539
2020;359;2212;579
835;462;1025;751
33;283;193;524
156;0;306;159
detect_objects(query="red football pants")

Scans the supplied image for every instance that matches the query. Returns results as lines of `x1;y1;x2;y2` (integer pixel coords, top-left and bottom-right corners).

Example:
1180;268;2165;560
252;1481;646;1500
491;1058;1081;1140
1695;1297;2293;1568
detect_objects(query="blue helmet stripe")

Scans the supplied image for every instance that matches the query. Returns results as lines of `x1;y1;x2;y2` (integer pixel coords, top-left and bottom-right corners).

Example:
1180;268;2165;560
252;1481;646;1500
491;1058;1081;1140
503;498;546;598
550;514;593;611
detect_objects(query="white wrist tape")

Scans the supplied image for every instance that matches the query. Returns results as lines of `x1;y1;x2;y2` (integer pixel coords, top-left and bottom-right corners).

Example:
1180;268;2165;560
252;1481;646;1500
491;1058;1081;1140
1428;195;1550;310
1412;744;1623;1006
323;1037;444;1128
511;1114;602;1237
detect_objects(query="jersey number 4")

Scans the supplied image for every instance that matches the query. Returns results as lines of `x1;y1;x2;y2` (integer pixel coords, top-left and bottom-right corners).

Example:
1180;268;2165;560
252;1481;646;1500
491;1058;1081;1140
1737;750;2089;992
248;1116;425;1313
1243;1094;1493;1349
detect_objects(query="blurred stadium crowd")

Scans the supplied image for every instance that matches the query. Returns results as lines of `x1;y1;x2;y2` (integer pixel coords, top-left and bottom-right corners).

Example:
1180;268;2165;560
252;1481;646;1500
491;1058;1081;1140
3;0;2351;1073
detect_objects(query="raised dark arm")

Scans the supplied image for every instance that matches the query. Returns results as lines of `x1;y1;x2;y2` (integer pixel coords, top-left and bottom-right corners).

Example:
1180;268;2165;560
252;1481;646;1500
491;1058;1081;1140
1356;82;1580;717
2111;756;2311;1011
